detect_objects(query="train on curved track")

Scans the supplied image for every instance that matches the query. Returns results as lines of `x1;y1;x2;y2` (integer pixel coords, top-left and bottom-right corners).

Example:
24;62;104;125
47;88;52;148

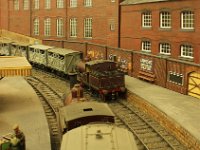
0;41;126;101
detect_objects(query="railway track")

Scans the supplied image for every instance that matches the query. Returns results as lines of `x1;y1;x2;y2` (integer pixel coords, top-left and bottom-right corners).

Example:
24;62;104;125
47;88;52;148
30;69;188;150
109;100;187;150
25;76;64;150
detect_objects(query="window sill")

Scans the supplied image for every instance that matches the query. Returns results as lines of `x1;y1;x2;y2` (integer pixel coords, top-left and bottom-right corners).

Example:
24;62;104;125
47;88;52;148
158;53;171;58
141;50;151;53
180;28;195;32
179;56;194;62
159;28;171;31
141;27;152;30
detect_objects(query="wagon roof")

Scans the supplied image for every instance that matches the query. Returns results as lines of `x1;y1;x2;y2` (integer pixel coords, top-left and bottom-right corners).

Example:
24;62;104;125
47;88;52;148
12;42;30;46
60;124;138;150
121;0;170;5
0;38;12;44
59;102;115;122
29;44;53;50
86;60;115;66
48;48;81;55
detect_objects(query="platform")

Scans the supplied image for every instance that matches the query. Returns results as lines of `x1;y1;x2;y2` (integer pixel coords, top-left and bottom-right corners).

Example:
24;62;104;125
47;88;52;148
125;75;200;142
0;77;51;150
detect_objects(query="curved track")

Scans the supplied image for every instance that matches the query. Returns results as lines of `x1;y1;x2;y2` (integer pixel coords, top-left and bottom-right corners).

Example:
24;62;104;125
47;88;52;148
25;76;64;150
109;100;187;150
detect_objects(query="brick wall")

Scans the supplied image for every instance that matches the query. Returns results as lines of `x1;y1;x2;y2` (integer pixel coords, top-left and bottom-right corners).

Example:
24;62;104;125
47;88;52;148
120;0;200;63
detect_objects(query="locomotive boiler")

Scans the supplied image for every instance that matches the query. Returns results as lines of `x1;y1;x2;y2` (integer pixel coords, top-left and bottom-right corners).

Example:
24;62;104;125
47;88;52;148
77;60;126;101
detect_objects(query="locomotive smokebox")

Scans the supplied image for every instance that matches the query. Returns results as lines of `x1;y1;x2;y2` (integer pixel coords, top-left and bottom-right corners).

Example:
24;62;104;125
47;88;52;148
68;71;78;89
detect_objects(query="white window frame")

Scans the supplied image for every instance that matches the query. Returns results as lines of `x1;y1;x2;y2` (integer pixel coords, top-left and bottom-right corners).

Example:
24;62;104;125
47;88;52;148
142;41;151;52
84;18;92;38
181;11;194;30
160;11;171;28
181;44;193;59
70;18;77;37
142;11;152;28
70;0;77;8
57;18;64;37
23;0;29;10
84;0;92;7
160;43;171;55
33;18;39;36
14;0;19;10
57;0;64;8
34;0;39;9
45;0;51;9
44;18;51;36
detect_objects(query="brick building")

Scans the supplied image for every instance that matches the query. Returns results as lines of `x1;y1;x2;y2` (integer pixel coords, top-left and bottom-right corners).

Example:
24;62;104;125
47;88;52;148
120;0;200;98
0;0;122;47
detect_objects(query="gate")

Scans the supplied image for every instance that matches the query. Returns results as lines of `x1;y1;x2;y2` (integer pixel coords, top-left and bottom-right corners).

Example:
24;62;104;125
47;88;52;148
188;72;200;99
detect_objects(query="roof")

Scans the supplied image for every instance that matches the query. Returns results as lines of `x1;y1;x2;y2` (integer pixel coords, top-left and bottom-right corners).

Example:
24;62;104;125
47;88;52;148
12;42;30;46
86;60;115;66
0;56;31;68
59;102;115;122
48;48;81;55
121;0;170;5
60;124;138;150
29;44;53;50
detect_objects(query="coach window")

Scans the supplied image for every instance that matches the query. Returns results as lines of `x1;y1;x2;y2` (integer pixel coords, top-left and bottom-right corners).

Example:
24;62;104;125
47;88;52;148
14;0;19;10
181;10;194;30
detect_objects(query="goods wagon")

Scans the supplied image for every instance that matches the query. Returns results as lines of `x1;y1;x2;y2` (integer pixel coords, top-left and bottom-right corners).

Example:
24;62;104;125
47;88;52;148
28;44;53;67
0;39;11;56
60;123;138;150
47;48;82;75
10;42;29;57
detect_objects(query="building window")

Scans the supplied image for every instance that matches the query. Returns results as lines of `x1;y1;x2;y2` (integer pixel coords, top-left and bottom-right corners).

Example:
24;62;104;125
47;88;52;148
181;44;193;59
14;0;19;10
57;0;64;8
142;41;151;52
160;11;171;28
84;0;92;7
111;0;115;2
34;0;39;9
168;72;183;85
45;0;51;9
33;18;39;36
160;43;171;55
57;18;64;37
181;11;194;30
70;0;77;7
44;18;51;36
23;0;29;10
109;19;115;31
70;18;77;37
84;18;92;38
142;11;152;28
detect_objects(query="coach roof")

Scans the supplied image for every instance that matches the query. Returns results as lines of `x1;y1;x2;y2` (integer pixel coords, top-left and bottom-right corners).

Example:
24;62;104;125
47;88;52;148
121;0;171;5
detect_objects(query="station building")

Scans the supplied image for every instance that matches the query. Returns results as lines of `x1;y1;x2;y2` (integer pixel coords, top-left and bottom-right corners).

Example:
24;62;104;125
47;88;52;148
1;0;200;99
